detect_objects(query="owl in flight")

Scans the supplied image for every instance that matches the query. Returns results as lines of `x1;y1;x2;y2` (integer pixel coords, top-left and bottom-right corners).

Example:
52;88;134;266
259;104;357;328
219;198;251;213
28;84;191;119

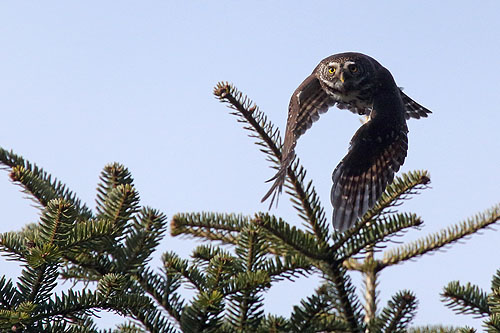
261;52;431;231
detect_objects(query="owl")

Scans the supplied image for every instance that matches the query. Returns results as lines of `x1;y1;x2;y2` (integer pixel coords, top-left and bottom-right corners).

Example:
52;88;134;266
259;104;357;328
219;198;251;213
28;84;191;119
261;52;431;231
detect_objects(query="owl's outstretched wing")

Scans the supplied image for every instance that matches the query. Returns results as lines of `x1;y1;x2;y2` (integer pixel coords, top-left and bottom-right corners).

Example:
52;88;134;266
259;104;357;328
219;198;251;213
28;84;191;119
331;121;408;231
261;74;336;206
400;90;432;120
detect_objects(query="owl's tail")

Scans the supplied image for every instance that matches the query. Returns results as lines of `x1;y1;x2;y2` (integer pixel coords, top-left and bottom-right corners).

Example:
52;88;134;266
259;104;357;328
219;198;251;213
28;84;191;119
261;167;285;209
400;90;432;120
261;152;295;209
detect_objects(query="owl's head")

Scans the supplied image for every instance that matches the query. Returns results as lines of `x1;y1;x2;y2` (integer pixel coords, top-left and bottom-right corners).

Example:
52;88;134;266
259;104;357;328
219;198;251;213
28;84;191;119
316;52;379;93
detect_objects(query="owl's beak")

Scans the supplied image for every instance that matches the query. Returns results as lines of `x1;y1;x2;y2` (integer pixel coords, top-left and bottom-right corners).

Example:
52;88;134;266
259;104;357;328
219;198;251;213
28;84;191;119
339;71;345;83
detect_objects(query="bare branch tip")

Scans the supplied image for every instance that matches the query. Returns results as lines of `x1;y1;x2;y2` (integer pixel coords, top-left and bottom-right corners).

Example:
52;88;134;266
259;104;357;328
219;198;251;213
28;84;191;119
213;81;232;99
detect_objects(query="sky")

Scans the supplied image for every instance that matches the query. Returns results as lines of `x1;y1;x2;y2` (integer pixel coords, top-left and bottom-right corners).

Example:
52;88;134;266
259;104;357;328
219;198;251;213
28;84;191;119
1;1;499;330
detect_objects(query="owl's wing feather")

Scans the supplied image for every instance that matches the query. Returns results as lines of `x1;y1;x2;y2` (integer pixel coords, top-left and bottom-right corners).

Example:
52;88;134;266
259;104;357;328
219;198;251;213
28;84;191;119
261;74;336;206
331;121;408;231
338;88;431;120
336;103;370;116
399;90;432;120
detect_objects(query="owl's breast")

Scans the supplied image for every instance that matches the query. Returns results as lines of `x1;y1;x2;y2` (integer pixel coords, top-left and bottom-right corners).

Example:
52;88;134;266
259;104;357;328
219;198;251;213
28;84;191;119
328;88;374;116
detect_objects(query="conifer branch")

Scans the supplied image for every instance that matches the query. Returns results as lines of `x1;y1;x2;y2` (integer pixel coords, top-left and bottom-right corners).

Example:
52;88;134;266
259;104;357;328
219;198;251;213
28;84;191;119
235;224;266;271
96;163;135;216
375;290;418;331
38;199;77;248
72;316;101;332
30;289;156;331
485;317;500;332
175;218;314;282
191;244;227;265
128;305;178;333
255;213;328;261
487;275;500;330
0;147;93;219
376;170;430;215
363;251;379;324
32;289;104;320
442;281;490;317
261;254;314;282
338;213;422;262
257;315;290;332
407;325;464;333
205;253;236;291
226;272;268;331
98;184;140;241
114;321;146;333
60;251;112;281
214;82;330;245
18;263;59;305
107;291;178;333
99;275;178;333
0;231;28;262
162;251;206;292
290;284;349;332
227;226;270;331
492;269;500;291
0;277;20;309
40;316;101;333
287;159;331;245
491;284;500;312
333;268;363;330
331;170;430;251
213;82;282;162
63;219;116;252
171;212;249;245
460;327;478;333
0;301;37;331
14;200;76;307
116;208;168;273
382;203;500;267
223;270;271;296
231;229;265;330
135;266;185;323
321;265;364;331
180;290;225;333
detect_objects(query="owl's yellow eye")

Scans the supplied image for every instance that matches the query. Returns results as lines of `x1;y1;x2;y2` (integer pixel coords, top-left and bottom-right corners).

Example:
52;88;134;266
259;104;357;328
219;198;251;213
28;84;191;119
348;64;359;74
328;67;336;74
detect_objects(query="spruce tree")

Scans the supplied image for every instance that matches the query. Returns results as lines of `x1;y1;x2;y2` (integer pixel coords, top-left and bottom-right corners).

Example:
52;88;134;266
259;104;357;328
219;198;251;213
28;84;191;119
0;83;497;332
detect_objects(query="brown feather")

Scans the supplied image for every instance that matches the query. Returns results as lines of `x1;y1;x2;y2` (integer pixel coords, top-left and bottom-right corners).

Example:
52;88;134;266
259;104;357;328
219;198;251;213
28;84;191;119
331;121;408;231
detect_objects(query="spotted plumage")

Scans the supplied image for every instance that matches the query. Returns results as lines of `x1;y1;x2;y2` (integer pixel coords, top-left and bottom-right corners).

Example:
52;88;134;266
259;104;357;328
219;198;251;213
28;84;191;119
261;52;431;231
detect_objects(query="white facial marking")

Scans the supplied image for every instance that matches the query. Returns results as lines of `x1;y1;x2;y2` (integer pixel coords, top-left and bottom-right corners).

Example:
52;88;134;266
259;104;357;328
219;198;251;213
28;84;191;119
343;61;356;69
323;80;336;88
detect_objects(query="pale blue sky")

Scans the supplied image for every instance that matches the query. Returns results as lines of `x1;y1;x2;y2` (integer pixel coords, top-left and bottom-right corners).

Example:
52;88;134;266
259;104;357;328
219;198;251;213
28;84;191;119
1;1;499;329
